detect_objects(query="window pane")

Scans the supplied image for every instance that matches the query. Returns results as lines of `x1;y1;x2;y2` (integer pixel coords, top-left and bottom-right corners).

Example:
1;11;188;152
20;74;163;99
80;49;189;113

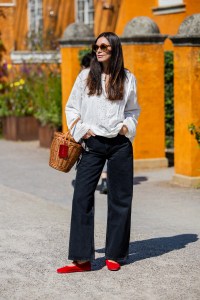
76;0;94;27
159;0;183;6
28;0;43;33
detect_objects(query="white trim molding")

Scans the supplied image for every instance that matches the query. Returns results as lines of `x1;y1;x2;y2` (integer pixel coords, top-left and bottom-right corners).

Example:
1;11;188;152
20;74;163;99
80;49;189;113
0;0;16;7
10;51;61;64
159;0;183;6
152;4;186;15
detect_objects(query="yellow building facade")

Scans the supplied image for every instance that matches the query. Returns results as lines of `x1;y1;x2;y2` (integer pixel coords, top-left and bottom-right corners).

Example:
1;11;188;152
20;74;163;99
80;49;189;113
1;0;200;56
94;0;200;49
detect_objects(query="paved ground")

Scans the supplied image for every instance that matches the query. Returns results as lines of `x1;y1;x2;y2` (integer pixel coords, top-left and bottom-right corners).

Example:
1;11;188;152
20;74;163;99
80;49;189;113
0;139;200;300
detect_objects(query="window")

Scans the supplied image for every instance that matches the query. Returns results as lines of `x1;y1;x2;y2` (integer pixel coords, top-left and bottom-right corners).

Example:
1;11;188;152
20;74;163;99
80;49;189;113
153;0;185;15
159;0;183;6
75;0;94;28
28;0;43;34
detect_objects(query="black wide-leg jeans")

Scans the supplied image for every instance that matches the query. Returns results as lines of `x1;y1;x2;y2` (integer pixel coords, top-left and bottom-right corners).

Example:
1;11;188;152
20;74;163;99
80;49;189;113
68;134;133;261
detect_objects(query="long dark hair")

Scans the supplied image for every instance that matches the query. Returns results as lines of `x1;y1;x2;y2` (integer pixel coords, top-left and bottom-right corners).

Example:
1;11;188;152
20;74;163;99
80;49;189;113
86;32;126;101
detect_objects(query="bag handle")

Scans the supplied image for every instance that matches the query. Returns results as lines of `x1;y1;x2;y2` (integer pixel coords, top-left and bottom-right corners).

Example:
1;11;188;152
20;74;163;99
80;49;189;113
70;117;80;131
64;117;81;142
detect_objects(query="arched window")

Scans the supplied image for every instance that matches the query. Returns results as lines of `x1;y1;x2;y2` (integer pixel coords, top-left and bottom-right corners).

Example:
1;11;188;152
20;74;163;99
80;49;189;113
75;0;94;28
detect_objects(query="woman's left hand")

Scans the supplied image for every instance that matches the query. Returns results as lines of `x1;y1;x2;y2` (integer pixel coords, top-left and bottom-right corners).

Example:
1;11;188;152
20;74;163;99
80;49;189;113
83;129;96;139
119;125;128;136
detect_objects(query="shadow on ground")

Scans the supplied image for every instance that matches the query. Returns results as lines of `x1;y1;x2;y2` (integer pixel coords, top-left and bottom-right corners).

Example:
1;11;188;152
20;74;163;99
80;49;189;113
92;234;198;270
133;176;148;185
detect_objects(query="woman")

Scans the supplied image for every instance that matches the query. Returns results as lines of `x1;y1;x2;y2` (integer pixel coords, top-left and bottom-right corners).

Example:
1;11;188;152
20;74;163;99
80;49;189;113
57;32;140;273
81;51;108;195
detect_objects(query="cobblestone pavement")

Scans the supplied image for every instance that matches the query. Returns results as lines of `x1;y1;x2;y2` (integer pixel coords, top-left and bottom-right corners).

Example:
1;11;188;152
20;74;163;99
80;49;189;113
0;140;200;300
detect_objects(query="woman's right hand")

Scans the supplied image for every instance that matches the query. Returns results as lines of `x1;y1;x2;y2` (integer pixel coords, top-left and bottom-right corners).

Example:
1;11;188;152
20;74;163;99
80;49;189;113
83;129;96;139
119;125;128;136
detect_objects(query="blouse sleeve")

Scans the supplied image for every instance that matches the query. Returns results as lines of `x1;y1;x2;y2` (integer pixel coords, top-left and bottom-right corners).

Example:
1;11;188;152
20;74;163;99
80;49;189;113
65;73;90;142
123;74;141;139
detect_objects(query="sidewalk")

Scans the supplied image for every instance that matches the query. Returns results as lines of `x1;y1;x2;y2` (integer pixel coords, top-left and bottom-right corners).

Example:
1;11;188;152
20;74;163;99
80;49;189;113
0;140;200;300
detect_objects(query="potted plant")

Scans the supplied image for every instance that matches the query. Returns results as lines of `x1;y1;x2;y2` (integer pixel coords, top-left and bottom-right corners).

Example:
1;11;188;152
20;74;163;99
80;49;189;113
32;64;62;148
0;37;10;138
0;63;39;141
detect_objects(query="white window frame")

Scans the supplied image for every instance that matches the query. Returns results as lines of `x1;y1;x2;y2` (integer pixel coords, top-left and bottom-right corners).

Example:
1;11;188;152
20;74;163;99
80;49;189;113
28;0;43;34
158;0;183;7
153;0;185;15
0;0;16;7
11;51;61;64
75;0;94;27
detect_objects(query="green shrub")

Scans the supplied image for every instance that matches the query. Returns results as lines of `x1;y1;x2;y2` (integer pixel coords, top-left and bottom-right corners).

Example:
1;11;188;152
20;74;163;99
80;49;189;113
78;48;92;65
0;77;36;117
33;69;62;128
0;35;8;137
164;51;174;149
0;63;62;128
188;123;200;147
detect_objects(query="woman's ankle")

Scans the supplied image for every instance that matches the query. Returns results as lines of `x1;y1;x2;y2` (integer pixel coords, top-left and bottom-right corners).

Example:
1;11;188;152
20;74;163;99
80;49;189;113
107;259;117;263
75;260;89;264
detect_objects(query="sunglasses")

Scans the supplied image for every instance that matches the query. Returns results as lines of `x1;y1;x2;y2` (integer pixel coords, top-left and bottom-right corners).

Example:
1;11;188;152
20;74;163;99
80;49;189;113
92;43;111;53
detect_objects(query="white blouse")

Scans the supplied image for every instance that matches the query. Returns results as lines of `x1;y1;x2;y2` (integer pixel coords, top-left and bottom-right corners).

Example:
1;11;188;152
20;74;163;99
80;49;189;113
65;68;140;142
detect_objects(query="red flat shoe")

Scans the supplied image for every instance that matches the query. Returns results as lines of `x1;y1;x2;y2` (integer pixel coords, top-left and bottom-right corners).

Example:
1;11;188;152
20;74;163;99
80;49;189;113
57;261;91;273
106;260;121;271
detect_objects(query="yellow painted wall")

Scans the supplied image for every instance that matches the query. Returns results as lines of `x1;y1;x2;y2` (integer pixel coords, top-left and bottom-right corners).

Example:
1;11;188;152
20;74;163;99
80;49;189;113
43;0;74;44
0;6;15;60
94;0;121;37
61;46;86;133
123;43;165;159
13;0;28;50
174;47;200;177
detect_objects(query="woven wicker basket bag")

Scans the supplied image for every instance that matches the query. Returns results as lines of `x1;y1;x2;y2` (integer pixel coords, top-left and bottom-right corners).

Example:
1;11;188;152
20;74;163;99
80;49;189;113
49;118;82;173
